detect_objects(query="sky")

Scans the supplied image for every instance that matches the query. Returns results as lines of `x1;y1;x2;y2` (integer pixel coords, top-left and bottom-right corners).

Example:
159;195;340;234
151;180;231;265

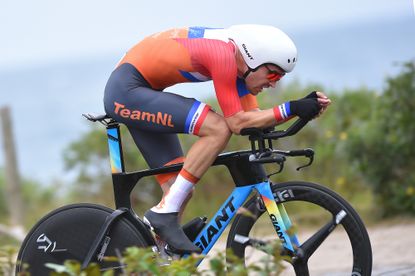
1;0;413;70
0;0;414;184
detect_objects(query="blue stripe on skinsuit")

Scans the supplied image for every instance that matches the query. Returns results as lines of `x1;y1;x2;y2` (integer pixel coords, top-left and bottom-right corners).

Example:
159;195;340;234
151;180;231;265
188;26;223;38
179;70;204;82
284;102;291;117
236;78;250;97
188;27;206;38
184;101;200;133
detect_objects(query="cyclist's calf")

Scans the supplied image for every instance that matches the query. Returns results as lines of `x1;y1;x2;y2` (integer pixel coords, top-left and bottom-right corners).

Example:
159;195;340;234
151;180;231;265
161;177;194;220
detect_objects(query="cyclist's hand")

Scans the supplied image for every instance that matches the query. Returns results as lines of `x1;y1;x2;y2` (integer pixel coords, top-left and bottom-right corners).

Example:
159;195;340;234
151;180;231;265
300;91;332;118
289;98;321;120
303;91;318;99
314;91;331;117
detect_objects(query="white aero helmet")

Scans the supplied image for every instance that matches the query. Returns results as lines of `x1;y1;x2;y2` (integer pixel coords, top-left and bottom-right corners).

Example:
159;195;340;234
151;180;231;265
228;24;297;73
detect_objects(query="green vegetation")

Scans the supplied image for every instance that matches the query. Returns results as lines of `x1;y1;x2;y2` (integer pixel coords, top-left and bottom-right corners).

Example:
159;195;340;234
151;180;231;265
346;61;415;217
4;242;287;275
0;169;61;245
0;170;8;222
0;246;24;275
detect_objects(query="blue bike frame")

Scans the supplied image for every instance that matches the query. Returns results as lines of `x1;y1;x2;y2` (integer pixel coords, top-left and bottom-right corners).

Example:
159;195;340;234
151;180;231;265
192;181;300;265
104;121;301;265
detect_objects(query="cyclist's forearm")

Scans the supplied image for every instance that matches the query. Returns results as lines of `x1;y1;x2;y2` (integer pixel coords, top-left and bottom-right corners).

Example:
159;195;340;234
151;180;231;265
225;109;278;134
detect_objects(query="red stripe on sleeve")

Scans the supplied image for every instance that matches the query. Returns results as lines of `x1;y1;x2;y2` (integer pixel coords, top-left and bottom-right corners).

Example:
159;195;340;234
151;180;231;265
193;105;211;135
273;106;284;122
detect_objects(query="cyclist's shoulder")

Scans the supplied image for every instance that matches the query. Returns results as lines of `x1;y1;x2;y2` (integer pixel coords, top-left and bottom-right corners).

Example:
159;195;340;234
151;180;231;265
145;26;230;41
145;27;189;40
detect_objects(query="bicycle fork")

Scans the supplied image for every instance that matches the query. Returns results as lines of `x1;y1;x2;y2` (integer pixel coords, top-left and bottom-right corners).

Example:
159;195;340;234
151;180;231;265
255;182;300;253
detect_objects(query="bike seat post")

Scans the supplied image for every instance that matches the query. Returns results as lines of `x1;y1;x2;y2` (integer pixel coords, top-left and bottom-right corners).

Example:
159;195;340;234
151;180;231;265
106;122;125;174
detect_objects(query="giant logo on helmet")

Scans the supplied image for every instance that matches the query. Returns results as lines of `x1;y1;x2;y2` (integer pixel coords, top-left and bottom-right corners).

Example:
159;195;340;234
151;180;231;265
242;44;254;60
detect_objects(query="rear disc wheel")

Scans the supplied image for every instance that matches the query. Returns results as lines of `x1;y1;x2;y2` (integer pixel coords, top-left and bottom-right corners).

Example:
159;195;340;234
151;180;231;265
17;203;149;274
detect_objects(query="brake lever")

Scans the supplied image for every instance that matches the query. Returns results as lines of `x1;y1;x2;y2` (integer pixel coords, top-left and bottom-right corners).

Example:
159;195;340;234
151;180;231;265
267;161;284;178
296;154;314;171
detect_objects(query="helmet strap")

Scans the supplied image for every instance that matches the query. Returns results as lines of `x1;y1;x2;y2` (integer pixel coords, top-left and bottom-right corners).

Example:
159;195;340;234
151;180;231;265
242;68;252;80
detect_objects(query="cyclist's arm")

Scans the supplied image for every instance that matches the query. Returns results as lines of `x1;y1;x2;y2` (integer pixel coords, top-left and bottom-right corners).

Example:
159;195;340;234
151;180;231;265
225;91;332;134
225;109;279;134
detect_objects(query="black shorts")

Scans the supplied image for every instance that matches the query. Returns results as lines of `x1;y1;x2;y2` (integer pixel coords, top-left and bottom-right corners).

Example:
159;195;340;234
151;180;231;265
104;63;210;169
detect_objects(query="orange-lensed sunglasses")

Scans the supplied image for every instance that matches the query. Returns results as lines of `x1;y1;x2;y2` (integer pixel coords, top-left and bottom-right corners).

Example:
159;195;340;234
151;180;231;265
265;65;285;82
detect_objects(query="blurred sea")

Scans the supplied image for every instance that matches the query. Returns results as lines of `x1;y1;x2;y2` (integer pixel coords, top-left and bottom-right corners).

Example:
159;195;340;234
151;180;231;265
0;16;414;184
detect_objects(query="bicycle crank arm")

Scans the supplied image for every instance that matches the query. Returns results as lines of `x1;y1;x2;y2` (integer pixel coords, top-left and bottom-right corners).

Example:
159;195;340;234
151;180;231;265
234;234;294;258
234;234;266;246
234;234;280;255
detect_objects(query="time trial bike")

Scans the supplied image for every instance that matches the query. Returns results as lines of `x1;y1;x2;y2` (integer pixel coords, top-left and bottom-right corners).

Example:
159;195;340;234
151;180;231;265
16;114;372;275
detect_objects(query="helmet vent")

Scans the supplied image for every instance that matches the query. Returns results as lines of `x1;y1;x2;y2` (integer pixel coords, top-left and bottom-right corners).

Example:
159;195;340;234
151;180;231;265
293;57;296;62
288;59;291;63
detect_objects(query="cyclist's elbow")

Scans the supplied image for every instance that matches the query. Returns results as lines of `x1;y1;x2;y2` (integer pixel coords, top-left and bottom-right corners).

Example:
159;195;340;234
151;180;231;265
228;125;242;135
225;114;245;135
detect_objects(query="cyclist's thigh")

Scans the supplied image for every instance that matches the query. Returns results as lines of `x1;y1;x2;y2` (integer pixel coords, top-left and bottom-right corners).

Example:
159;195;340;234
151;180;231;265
104;63;210;134
128;127;183;169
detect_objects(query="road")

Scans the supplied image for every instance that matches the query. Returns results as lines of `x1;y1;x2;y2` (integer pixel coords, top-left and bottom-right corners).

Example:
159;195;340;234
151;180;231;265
198;221;415;275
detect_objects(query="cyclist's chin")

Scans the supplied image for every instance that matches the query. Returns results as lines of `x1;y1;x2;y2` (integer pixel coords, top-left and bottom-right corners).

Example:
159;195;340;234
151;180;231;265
250;88;262;95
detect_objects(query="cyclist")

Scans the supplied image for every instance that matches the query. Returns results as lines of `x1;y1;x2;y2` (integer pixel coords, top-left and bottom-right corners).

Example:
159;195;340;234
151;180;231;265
104;24;331;254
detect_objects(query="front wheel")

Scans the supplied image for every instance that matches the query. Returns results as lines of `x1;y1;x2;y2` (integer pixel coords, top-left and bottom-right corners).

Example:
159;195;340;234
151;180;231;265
226;181;372;276
16;203;150;275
